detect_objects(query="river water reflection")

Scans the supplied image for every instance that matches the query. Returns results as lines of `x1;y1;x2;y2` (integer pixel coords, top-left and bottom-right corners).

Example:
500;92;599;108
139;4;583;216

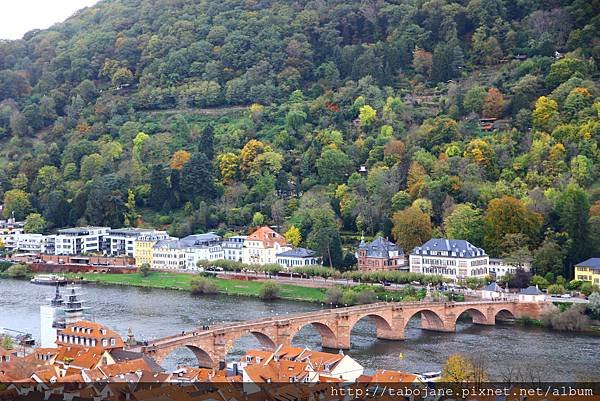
0;278;598;380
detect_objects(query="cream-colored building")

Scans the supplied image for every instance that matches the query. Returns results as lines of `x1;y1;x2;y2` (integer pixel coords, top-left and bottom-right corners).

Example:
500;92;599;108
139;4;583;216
409;238;489;280
242;226;291;265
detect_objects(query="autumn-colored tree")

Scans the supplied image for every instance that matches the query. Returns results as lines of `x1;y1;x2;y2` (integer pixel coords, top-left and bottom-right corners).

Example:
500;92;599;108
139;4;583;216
407;161;427;198
532;96;560;132
589;200;600;217
483;196;543;257
412;48;433;77
441;354;474;383
391;206;432;252
464;138;494;166
483;87;504;118
217;152;239;183
169;150;191;170
249;103;264;123
3;189;31;220
383;139;406;165
240;139;269;174
284;225;302;247
358;105;377;126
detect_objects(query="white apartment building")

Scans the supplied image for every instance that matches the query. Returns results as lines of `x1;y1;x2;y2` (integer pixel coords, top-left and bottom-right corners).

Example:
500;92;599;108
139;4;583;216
242;226;291;265
151;233;223;271
409;238;489;280
0;223;24;250
488;258;531;279
12;233;48;253
222;235;246;262
105;228;168;257
53;227;110;255
182;233;223;270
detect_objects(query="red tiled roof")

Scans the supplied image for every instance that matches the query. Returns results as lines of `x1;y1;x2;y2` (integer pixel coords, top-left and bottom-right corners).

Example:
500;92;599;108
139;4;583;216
246;226;287;248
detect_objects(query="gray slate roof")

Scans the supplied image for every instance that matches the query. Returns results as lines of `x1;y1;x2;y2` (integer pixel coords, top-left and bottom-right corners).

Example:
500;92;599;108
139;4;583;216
153;232;221;249
411;238;486;258
519;285;544;295
482;282;504;292
359;236;403;259
575;258;600;270
276;247;317;258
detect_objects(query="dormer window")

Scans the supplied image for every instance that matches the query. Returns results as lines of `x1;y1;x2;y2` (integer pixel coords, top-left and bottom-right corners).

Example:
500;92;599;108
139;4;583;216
102;339;108;347
100;328;107;335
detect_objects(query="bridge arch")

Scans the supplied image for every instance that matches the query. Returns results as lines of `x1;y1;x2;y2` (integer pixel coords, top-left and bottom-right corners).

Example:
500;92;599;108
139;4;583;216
454;308;490;325
349;313;402;343
405;308;447;332
226;330;277;351
290;321;338;349
495;308;516;322
155;344;215;369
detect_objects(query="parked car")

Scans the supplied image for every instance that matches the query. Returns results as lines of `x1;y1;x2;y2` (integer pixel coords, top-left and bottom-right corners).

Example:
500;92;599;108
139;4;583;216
560;294;572;298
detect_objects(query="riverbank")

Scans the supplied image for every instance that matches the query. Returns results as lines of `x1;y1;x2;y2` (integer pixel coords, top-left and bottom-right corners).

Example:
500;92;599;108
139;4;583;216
62;272;329;302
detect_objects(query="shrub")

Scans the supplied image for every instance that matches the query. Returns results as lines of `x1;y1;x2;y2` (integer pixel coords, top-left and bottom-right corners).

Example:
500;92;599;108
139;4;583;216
356;289;377;304
325;287;343;306
587;292;600;319
138;263;151;277
580;282;600;296
0;261;12;272
259;281;281;300
190;277;219;295
541;304;590;331
6;263;28;278
547;284;566;295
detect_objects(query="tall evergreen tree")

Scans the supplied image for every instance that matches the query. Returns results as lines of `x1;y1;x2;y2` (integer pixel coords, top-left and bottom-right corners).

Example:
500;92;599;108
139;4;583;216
180;152;216;202
149;165;170;211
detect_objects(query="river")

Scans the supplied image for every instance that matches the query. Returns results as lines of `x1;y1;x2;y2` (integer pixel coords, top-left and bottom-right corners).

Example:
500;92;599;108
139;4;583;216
0;278;598;380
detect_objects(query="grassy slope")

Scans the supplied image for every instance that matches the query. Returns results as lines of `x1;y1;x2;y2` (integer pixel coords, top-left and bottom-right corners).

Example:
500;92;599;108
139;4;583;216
68;272;328;302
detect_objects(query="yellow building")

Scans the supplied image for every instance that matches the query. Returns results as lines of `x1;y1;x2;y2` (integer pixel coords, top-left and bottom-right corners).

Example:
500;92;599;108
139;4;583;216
574;258;600;285
133;232;170;267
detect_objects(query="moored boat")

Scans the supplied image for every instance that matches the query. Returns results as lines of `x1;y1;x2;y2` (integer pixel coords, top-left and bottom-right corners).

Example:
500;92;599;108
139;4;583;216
30;274;68;285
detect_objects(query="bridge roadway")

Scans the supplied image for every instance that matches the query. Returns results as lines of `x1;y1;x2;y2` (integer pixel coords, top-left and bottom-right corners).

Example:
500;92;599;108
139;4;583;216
129;299;549;368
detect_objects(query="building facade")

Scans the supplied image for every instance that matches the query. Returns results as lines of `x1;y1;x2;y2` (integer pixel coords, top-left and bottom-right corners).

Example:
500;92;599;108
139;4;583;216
151;233;223;271
574;258;600;285
151;239;186;270
106;228;167;257
409;238;489;279
488;258;531;279
133;231;171;267
357;236;404;272
52;227;110;255
182;233;223;270
11;233;48;253
222;235;247;262
242;226;291;265
276;248;320;269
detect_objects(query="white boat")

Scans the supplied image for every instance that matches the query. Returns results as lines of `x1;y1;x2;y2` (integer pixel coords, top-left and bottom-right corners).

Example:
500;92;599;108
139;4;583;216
417;371;442;382
30;274;68;285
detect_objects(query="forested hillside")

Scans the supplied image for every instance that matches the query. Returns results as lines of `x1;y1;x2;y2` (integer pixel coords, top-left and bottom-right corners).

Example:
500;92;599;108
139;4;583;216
0;0;598;277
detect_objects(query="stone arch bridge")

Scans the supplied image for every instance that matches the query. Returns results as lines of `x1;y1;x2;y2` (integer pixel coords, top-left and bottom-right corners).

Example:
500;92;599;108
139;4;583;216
129;300;548;368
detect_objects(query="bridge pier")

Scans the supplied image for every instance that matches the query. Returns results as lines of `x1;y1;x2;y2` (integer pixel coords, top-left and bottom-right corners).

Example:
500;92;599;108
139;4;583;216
376;315;405;340
420;312;456;332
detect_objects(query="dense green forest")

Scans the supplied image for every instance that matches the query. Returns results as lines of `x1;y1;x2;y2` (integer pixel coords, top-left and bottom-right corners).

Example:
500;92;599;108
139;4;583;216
0;0;598;277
